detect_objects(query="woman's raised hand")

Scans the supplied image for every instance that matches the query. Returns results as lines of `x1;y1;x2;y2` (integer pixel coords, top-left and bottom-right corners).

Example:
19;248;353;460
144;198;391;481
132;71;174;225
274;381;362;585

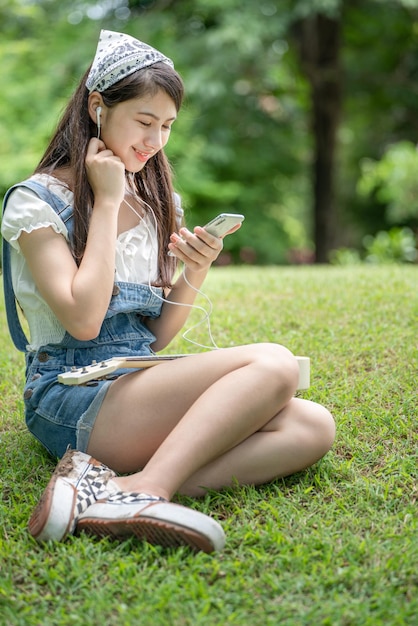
85;138;125;208
168;226;224;273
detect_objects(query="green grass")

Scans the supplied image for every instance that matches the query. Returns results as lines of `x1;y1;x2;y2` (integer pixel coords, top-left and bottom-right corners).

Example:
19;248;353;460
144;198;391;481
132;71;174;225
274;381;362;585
0;265;417;626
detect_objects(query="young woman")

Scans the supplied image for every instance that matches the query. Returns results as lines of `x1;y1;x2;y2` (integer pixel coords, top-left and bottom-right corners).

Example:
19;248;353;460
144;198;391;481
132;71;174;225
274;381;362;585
1;30;335;553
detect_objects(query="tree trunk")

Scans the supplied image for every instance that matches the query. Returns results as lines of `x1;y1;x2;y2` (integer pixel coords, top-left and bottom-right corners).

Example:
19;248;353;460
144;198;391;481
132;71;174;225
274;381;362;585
294;13;342;262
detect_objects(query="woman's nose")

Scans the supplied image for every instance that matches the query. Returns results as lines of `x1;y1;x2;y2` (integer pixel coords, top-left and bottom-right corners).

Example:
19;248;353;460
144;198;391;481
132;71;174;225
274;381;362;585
144;129;163;151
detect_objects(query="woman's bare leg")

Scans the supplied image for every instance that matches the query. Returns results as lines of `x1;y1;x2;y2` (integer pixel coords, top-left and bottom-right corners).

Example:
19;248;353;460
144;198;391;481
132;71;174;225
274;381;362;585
179;397;335;496
86;344;334;499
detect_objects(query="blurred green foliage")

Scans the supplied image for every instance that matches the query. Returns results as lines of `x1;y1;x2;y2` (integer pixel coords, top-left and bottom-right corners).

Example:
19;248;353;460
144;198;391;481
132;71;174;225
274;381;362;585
358;141;418;224
1;0;418;263
363;227;418;263
330;227;417;265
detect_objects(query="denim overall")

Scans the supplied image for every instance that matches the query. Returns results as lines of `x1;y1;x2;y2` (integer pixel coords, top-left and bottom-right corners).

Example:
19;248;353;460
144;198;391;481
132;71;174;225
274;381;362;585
2;179;163;457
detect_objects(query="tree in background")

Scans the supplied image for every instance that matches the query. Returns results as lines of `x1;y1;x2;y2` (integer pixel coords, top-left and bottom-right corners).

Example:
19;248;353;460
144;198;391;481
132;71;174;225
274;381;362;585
1;0;417;264
291;4;342;261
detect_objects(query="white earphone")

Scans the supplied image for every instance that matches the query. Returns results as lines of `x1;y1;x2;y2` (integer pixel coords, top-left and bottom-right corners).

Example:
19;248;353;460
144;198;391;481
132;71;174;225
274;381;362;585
96;106;102;139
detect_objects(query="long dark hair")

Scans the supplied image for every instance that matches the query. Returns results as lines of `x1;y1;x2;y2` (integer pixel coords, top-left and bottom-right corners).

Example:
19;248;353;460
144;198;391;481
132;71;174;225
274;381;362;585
35;62;184;287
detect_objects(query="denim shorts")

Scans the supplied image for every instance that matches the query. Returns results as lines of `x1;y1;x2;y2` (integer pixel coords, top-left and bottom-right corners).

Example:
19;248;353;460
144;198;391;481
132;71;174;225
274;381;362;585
23;309;159;458
24;367;113;458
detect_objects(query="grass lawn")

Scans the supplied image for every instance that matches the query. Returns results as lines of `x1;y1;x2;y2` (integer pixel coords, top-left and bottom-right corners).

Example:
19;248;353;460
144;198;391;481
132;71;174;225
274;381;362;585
0;265;416;625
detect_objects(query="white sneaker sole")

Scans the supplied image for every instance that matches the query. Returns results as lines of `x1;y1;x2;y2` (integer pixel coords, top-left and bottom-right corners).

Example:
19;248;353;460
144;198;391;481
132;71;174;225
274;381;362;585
28;475;77;542
77;501;226;553
28;450;116;542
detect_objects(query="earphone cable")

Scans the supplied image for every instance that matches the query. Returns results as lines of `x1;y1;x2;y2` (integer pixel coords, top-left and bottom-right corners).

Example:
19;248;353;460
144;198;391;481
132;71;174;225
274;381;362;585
123;182;220;350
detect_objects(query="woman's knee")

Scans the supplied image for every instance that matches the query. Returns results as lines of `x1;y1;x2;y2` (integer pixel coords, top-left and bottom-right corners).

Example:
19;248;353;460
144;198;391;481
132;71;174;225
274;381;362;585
303;401;336;455
249;342;300;395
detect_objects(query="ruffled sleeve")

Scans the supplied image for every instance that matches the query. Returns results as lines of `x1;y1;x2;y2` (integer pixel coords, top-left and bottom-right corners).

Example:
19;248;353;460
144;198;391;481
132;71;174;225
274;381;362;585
1;186;69;251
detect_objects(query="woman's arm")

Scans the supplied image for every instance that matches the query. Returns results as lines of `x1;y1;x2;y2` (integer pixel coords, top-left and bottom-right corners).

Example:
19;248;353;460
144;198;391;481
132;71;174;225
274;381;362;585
148;226;223;351
19;203;117;340
18;139;125;341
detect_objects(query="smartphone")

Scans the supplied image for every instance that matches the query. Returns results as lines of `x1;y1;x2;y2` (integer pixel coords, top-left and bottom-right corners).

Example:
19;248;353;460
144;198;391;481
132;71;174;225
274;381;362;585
204;213;245;237
168;212;244;256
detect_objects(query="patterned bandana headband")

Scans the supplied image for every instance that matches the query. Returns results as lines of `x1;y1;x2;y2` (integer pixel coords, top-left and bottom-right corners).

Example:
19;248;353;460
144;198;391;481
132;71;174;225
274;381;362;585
86;29;174;93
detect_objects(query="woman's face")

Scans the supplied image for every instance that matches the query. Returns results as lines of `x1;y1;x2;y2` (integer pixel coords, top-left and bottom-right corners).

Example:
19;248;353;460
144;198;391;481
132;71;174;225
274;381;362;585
100;89;177;172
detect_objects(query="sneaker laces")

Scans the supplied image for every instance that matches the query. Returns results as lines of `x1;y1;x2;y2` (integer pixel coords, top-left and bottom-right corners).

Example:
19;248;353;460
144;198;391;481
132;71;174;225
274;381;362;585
74;469;117;518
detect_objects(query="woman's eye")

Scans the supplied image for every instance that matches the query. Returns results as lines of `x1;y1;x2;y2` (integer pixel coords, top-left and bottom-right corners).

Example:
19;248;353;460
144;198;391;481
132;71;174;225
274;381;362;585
137;120;172;131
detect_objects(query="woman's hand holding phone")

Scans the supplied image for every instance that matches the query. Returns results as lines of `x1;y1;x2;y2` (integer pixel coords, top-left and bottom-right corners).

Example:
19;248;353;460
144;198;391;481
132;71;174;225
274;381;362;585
168;213;244;260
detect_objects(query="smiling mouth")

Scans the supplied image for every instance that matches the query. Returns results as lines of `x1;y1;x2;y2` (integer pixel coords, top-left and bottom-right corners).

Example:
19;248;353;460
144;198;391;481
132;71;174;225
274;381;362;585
133;148;152;161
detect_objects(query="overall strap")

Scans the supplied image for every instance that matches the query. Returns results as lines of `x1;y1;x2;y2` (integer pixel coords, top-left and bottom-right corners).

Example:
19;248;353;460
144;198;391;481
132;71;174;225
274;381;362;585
2;180;74;351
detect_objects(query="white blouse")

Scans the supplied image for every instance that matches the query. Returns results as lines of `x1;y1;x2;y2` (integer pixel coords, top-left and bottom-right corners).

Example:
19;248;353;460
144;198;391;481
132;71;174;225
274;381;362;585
1;173;174;350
